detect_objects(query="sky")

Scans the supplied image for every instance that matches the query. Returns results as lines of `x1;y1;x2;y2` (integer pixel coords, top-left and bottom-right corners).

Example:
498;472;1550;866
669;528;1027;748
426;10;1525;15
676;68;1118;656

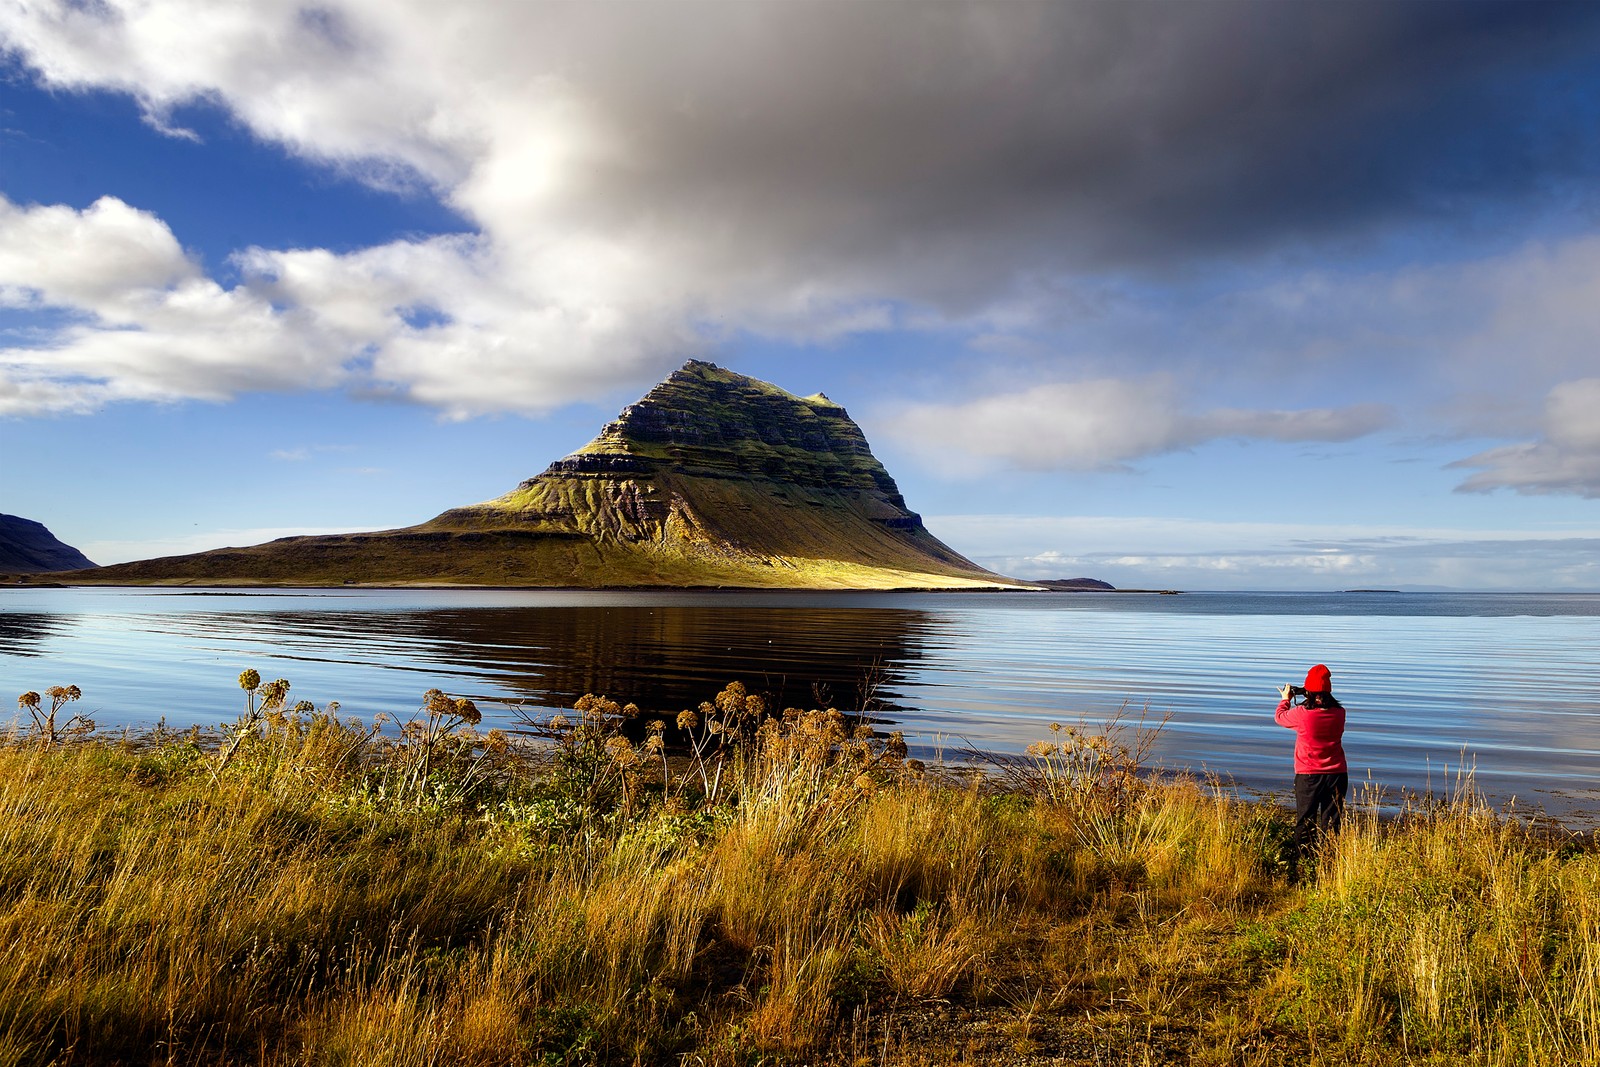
2;1;1599;591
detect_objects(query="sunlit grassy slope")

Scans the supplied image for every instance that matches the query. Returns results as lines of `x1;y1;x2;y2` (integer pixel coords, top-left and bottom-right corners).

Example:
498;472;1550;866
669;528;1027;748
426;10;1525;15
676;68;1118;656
48;362;1023;588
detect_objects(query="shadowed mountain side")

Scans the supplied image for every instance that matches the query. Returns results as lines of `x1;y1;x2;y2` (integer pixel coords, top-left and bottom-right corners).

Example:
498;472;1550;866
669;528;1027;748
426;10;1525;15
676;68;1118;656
37;362;1025;589
0;514;96;573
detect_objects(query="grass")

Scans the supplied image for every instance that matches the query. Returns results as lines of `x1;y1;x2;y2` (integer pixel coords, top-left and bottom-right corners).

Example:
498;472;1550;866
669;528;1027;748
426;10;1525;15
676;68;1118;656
0;678;1595;1066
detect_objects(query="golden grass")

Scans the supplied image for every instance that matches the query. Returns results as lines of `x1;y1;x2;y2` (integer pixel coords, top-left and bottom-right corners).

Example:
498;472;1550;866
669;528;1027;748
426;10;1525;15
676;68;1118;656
0;684;1594;1065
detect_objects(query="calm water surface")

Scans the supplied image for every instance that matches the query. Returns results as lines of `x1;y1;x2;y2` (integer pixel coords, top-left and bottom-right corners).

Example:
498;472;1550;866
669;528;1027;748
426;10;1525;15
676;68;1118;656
2;588;1596;822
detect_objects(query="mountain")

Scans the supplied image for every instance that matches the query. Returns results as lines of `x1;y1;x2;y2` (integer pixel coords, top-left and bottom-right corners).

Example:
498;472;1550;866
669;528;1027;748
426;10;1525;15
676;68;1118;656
40;362;1021;589
0;514;97;573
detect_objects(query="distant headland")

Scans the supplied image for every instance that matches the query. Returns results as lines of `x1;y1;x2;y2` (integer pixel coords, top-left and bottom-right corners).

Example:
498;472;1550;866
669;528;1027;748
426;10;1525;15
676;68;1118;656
0;514;96;574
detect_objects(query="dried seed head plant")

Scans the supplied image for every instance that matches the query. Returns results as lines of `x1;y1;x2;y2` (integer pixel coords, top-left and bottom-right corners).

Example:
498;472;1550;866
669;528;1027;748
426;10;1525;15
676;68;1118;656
512;693;642;813
15;685;92;745
393;689;488;799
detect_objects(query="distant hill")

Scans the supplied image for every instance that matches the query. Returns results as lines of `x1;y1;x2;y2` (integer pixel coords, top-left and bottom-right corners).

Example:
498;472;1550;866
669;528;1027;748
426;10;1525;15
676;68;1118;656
1035;578;1115;591
46;362;1023;590
0;514;96;573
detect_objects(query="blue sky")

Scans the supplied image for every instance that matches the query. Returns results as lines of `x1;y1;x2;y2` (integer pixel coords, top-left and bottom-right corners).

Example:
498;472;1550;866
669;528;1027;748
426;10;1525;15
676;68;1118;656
2;1;1599;590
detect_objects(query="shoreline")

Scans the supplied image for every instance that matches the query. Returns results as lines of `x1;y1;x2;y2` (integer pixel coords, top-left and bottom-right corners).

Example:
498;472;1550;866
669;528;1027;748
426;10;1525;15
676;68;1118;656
7;580;1178;594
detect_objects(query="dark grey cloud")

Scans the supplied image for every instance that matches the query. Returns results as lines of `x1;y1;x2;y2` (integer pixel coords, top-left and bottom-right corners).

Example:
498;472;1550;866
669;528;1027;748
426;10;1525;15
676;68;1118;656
10;0;1599;307
512;1;1600;305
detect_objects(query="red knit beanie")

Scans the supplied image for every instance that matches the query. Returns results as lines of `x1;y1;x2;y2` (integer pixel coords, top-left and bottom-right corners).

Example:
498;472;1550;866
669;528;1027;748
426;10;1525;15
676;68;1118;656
1303;664;1332;693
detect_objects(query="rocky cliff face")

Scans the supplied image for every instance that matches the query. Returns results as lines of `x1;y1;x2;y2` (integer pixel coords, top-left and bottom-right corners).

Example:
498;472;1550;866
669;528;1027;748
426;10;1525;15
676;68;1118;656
0;514;96;573
46;362;1016;589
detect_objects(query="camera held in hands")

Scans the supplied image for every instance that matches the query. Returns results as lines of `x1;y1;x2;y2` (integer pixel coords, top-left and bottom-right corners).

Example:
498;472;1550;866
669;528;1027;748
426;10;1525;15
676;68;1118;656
1280;683;1307;702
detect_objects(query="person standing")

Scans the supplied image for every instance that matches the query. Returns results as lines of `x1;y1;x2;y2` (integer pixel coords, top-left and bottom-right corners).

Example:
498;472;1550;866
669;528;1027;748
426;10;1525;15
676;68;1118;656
1276;663;1347;880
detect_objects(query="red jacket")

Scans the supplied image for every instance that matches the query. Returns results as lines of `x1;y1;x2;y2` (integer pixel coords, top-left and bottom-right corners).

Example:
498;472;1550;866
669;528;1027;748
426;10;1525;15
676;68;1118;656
1275;699;1347;774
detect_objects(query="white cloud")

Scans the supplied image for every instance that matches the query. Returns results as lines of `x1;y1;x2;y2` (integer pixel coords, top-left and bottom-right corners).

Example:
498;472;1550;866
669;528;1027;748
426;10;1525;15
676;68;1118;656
891;232;1600;489
239;234;700;417
1191;405;1393;443
0;0;1596;462
0;195;355;413
0;195;195;308
927;514;1600;591
0;1;473;187
883;377;1391;473
1451;379;1600;498
1230;236;1600;438
0;197;684;416
268;443;357;462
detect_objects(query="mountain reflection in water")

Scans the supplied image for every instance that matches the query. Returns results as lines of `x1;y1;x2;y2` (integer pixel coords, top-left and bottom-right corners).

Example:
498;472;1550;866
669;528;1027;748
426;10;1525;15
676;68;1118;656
0;612;74;658
134;603;932;717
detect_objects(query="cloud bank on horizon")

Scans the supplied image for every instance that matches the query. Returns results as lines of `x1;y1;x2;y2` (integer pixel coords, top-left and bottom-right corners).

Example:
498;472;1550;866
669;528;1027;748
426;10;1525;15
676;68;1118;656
3;1;1600;588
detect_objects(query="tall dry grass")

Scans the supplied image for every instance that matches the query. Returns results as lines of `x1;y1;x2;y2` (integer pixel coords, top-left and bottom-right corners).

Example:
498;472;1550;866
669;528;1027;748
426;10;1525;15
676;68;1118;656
1276;781;1600;1064
0;679;1594;1065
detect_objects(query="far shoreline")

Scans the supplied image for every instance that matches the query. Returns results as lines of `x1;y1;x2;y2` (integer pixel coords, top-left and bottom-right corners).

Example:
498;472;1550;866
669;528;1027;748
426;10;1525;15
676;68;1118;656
6;578;1183;594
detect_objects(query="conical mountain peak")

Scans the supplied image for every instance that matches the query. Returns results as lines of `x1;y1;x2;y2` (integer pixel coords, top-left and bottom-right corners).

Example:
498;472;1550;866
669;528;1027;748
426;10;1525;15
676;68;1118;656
419;361;1003;586
509;361;915;519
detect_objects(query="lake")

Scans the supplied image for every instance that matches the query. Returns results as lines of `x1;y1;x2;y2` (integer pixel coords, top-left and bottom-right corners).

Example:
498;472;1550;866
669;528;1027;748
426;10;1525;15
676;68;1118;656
2;587;1596;824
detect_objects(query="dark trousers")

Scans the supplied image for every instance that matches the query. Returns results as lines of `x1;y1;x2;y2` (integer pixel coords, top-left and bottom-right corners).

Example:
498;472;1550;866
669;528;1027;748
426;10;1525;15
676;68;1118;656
1293;772;1348;863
